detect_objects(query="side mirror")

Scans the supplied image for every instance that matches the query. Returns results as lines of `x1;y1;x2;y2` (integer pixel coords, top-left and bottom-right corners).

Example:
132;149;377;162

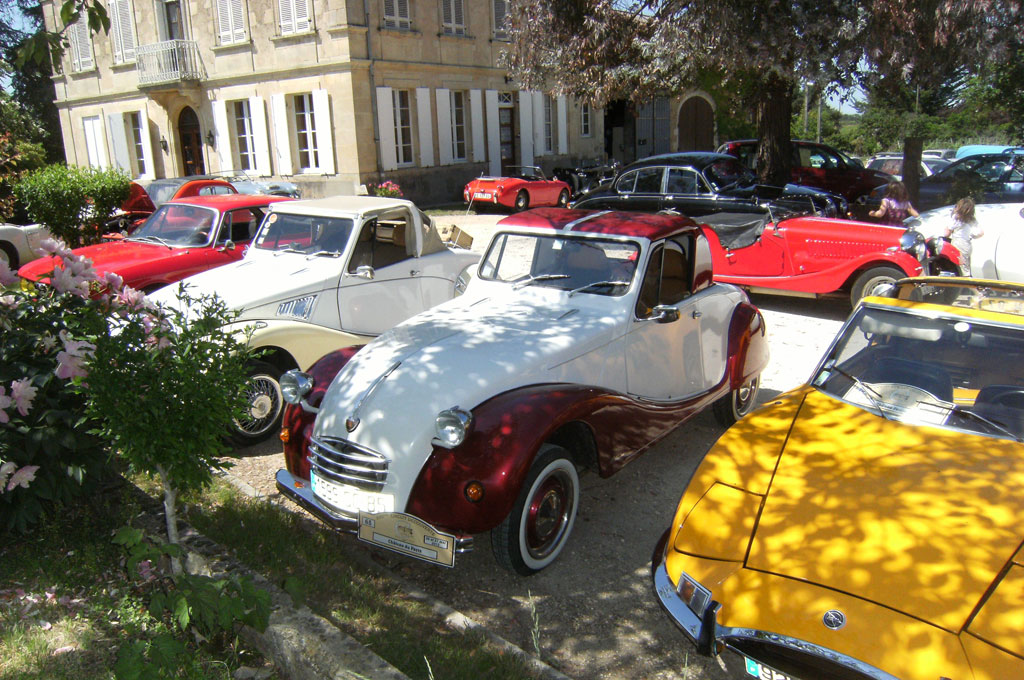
351;265;375;280
650;305;680;324
217;240;235;251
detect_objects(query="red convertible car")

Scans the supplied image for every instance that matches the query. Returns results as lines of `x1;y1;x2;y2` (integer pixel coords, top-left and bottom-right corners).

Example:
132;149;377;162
700;211;961;305
20;194;291;293
464;166;571;211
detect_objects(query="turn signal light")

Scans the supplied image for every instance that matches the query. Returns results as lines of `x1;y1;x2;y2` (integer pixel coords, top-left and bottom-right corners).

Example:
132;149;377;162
279;428;290;444
464;481;484;503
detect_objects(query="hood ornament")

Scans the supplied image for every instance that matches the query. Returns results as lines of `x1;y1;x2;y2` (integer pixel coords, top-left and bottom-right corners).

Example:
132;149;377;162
822;609;846;630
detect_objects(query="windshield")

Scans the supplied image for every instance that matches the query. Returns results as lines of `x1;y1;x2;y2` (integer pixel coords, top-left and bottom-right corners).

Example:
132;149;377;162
145;180;184;207
812;305;1024;440
253;212;355;254
704;158;758;190
478;233;640;296
128;204;218;246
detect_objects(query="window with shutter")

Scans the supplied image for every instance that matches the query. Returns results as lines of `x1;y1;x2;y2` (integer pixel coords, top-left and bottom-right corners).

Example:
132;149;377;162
68;18;94;71
217;0;247;44
581;102;591;137
109;0;136;64
451;91;466;161
128;112;147;176
492;0;508;39
279;0;309;34
294;93;319;170
383;0;410;30
442;0;465;35
393;90;413;166
235;101;256;171
543;95;553;154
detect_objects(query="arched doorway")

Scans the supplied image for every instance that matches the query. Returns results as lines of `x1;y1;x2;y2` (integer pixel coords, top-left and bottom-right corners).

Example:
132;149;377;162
178;106;205;176
676;97;714;152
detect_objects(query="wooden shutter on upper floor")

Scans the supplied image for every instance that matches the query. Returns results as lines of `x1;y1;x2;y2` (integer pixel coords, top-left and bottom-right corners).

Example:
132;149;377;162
68;18;93;71
109;0;136;64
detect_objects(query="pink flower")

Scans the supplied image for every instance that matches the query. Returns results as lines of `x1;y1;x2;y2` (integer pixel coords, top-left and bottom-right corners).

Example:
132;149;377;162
37;239;71;258
0;462;15;488
0;386;11;424
38;334;57;353
6;465;39;491
0;259;19;286
115;286;146;312
0;295;18;308
10;379;37;416
103;271;124;292
55;330;95;381
52;266;90;298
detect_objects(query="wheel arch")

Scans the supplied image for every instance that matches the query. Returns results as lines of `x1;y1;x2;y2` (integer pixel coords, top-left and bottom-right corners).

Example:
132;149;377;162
841;255;919;293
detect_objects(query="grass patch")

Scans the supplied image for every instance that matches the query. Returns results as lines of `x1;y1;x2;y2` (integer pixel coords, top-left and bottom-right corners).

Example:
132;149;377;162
0;484;273;680
183;482;545;680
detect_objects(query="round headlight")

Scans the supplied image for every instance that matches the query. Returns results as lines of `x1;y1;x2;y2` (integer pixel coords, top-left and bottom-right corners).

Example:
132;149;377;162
435;408;473;448
280;370;314;405
900;229;925;255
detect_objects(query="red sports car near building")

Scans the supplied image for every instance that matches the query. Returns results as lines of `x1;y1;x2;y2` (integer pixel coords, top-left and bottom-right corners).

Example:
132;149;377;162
464;166;571;211
20;194;291;293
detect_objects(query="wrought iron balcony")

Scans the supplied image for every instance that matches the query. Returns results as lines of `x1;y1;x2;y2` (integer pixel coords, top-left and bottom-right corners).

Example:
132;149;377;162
136;40;205;87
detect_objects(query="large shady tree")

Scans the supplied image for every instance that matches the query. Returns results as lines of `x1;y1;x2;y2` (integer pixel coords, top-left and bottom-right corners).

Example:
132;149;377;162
502;0;864;186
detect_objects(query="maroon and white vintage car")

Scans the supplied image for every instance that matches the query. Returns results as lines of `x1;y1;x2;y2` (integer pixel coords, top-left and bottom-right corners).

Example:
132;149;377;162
699;212;961;306
275;208;769;574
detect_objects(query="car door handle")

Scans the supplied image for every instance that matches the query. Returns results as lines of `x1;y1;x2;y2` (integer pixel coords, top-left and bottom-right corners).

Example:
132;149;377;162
692;310;702;319
410;269;421;276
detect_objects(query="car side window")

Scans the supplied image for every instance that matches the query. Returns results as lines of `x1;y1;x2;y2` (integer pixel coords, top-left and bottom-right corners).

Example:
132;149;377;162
660;240;691;305
666;168;698;194
347;216;412;273
222;208;261;243
635;244;663;318
634;167;663;193
615;170;637;193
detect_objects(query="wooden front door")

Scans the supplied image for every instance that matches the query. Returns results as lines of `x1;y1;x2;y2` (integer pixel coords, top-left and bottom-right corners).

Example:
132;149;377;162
677;97;714;152
178;106;205;176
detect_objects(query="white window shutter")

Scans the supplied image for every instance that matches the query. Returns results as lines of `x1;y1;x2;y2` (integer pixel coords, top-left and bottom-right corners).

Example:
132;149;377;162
532;92;544;158
469;89;485;163
453;0;464;31
69;19;93;71
279;0;294;34
416;87;434;168
441;0;452;28
109;0;124;63
376;87;397;171
485;90;500;175
311;89;334;175
435;89;452;166
294;0;310;32
82;116;107;168
116;0;136;62
230;0;245;40
137;108;154;179
107;113;131;172
270;93;293;174
518;91;533;167
216;0;233;43
492;0;507;38
557;96;568;155
249;96;272;177
212;100;233;172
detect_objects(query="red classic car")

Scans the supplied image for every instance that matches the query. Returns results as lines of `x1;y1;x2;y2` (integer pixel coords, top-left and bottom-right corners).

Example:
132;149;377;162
699;211;960;305
464;166;571;211
20;194;292;293
106;178;239;235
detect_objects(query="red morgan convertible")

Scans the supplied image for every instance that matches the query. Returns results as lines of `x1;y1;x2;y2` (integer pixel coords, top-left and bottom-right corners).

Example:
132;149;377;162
698;211;961;306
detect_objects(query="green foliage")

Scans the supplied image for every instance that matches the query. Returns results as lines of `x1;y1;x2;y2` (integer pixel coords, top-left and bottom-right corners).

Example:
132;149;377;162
15;164;131;247
14;0;110;72
84;283;252;499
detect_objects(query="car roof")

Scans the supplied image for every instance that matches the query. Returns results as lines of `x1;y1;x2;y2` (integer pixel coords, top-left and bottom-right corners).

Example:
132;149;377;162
496;208;698;240
168;195;293;209
268;195;417;217
620;152;735;171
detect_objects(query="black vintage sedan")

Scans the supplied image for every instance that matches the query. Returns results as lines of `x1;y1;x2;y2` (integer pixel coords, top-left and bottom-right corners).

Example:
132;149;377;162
571;152;845;219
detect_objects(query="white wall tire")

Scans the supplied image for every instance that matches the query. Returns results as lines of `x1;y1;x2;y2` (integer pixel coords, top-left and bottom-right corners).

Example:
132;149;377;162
713;375;760;427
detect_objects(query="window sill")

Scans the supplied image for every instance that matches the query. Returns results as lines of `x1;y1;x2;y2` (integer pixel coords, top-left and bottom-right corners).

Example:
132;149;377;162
327;24;368;37
271;30;317;44
67;67;98;78
110;61;137;72
212;39;253;53
439;31;473;40
378;26;421;37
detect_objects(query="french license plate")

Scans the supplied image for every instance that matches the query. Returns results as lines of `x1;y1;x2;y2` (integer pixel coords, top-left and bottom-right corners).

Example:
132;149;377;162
357;512;456;567
473;192;491;199
744;655;793;680
310;471;394;515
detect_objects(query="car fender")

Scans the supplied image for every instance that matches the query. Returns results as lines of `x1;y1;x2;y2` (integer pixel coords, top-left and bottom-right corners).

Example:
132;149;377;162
281;345;364;479
715;250;922;295
224;318;373;374
725;301;769;389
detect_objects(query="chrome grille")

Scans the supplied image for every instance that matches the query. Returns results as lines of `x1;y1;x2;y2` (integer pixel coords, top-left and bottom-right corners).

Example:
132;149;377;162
308;436;389;492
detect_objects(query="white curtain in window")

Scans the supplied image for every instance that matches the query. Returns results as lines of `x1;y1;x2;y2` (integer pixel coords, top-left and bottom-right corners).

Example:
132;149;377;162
270;93;293;174
416;87;434;168
216;0;246;44
68;18;94;71
109;0;136;63
279;0;309;35
311;89;335;175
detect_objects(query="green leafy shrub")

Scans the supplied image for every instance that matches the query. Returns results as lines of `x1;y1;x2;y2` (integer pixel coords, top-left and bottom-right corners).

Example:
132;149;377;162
14;164;131;247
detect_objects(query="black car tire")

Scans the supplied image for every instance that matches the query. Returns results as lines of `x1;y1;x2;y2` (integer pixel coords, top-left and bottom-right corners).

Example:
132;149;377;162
557;189;570;207
514;190;529;212
851;265;904;307
712;375;760;428
0;242;17;270
491;444;579;575
231;360;284;447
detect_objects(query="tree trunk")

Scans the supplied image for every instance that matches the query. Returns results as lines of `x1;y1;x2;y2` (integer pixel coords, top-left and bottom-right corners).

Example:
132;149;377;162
755;71;795;187
156;464;183;575
903;136;923;207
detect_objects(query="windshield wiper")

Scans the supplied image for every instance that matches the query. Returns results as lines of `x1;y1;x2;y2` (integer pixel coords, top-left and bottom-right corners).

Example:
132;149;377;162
275;246;306;255
306;250;342;258
512;273;570;290
568;280;630;297
822;361;891;419
939;403;1023;443
128;235;173;249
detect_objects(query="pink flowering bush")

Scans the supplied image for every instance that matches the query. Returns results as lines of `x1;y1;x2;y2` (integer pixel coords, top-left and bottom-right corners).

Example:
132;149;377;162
370;180;404;198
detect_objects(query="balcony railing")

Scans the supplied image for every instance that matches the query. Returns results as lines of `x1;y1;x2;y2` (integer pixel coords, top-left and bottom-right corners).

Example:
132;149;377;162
136;40;205;87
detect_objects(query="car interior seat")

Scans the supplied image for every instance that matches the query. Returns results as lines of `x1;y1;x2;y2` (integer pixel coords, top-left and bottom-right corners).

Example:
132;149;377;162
971;385;1024;436
861;357;954;401
565;242;610;287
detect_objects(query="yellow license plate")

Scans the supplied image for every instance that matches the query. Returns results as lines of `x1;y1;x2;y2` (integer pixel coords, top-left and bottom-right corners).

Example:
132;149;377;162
357;512;456;567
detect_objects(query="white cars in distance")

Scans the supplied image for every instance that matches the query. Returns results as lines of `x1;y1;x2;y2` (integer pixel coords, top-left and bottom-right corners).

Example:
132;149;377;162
152;196;478;444
907;202;1024;282
1;223;51;269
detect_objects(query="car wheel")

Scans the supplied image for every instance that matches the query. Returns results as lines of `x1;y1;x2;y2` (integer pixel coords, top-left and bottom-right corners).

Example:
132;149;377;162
514;191;529;212
712;374;760;428
232;360;284;446
851;265;904;307
0;242;17;270
492;444;579;575
557;189;570;208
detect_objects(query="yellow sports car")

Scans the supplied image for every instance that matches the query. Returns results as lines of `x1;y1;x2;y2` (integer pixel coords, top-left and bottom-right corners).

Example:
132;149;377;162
654;277;1024;680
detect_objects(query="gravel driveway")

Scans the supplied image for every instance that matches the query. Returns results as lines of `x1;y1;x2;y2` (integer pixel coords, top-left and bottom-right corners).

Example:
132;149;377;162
228;211;853;679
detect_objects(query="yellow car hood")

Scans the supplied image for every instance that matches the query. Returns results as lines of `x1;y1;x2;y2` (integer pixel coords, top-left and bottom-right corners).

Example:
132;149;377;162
747;389;1024;631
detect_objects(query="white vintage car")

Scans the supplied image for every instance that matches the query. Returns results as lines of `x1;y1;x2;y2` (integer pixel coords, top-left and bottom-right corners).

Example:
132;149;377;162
275;208;770;574
1;222;51;269
907;202;1024;282
151;196;478;444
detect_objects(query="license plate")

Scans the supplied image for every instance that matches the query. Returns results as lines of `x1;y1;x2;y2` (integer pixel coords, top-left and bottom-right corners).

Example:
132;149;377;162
310;471;394;515
357;512;456;567
744;655;793;680
473;192;491;199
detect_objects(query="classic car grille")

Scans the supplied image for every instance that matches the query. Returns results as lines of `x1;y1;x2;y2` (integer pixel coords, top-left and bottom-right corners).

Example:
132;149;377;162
308;436;389;492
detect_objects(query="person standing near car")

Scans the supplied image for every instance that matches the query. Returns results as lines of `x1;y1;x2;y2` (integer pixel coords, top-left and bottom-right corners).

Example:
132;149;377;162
944;197;984;274
870;180;919;225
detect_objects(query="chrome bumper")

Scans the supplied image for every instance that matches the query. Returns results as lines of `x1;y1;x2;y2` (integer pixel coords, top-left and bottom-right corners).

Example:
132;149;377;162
274;469;475;553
